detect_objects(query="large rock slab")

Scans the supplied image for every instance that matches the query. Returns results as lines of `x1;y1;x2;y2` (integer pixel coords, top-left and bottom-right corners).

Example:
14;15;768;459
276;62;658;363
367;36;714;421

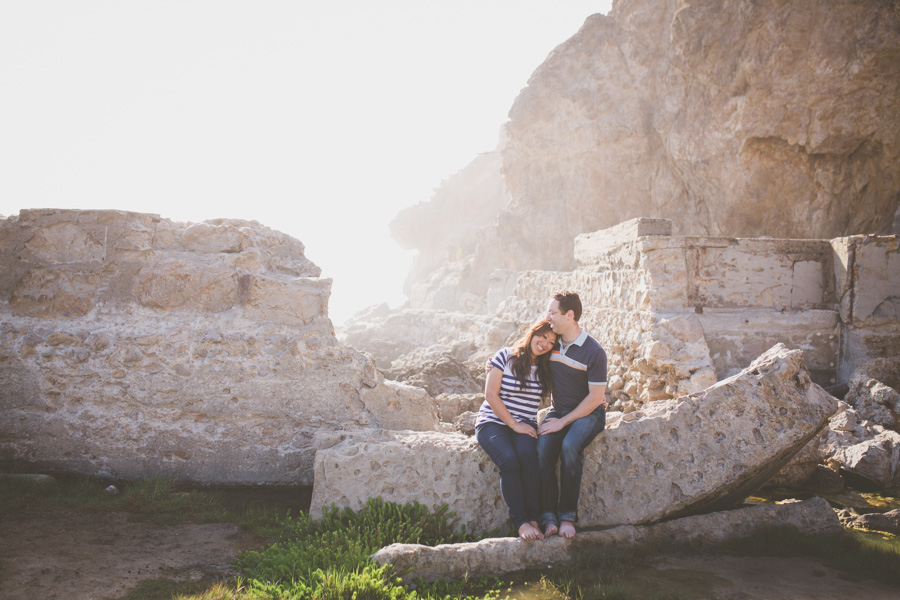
310;344;837;532
373;496;842;582
0;210;440;485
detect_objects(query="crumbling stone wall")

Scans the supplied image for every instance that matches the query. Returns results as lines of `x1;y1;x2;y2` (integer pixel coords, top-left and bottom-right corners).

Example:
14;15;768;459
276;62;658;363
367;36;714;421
0;209;440;484
832;235;900;381
489;218;895;411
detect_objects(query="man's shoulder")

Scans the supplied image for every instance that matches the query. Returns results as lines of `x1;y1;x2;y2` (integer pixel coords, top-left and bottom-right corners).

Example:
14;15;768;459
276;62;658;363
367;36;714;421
579;332;605;353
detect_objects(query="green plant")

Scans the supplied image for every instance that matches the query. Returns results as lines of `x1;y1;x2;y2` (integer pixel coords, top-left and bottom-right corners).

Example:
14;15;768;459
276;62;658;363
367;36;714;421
234;497;504;600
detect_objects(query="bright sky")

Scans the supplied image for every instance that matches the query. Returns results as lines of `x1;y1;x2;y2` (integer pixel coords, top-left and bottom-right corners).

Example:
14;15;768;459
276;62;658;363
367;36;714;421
0;1;612;325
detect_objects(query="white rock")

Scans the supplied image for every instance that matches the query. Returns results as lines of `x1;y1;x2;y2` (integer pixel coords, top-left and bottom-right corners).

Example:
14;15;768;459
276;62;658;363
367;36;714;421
311;344;837;533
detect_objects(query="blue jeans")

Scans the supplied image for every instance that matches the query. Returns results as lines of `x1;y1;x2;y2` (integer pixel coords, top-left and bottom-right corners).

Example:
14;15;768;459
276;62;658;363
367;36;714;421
537;406;606;527
476;421;540;530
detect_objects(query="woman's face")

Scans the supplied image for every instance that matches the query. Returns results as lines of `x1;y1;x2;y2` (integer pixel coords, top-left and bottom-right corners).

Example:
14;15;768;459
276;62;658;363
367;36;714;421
530;330;557;356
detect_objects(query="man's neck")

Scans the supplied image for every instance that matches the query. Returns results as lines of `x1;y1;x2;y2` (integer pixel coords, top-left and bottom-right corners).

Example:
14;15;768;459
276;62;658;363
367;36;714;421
560;324;582;346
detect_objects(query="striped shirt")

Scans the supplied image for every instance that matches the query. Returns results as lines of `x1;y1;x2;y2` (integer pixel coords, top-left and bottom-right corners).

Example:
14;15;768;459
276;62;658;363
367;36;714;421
475;347;546;428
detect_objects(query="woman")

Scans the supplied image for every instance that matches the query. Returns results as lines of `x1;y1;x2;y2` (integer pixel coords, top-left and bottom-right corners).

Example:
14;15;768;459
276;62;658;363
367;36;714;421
475;319;557;541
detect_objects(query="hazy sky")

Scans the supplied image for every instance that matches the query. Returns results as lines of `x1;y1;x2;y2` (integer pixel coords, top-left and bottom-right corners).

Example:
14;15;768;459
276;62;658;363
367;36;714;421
1;1;612;324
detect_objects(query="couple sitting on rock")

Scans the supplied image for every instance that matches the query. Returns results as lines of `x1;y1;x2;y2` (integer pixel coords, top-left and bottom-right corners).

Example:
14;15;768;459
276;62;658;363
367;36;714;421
475;290;608;541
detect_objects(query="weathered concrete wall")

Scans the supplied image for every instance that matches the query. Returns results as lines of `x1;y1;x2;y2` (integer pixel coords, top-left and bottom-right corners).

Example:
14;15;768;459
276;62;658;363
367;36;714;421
833;235;900;381
496;218;894;409
341;218;895;413
0;209;440;484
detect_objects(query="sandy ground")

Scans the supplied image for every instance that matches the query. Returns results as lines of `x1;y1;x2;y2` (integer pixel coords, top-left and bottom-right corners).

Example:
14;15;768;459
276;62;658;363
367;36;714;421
2;504;899;600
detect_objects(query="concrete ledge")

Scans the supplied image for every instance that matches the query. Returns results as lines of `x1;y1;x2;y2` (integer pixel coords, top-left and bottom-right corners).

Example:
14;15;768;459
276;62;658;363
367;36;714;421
372;496;842;582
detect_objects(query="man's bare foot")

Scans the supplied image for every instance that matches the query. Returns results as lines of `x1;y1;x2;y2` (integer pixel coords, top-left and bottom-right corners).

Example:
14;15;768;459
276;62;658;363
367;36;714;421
558;520;576;538
518;522;543;541
543;522;558;537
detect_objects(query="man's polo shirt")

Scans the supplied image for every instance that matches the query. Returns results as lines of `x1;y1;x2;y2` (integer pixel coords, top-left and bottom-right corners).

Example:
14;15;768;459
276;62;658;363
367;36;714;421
549;330;608;412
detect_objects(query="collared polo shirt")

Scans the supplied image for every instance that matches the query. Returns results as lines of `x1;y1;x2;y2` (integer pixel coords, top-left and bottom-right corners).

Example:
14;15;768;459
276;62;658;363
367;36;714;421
549;330;608;412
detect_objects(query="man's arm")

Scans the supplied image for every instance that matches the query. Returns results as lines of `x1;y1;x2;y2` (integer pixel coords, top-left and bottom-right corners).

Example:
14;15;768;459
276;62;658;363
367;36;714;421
538;384;607;434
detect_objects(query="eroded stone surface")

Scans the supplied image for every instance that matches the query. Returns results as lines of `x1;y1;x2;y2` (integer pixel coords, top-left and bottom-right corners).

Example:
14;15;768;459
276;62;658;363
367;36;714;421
372;497;841;583
311;345;837;533
0;210;440;484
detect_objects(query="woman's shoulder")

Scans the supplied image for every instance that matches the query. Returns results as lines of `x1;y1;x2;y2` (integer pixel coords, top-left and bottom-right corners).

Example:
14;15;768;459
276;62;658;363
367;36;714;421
490;346;514;365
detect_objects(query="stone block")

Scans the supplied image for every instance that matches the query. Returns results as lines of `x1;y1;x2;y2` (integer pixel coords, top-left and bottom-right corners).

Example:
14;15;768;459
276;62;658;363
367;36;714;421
310;344;837;533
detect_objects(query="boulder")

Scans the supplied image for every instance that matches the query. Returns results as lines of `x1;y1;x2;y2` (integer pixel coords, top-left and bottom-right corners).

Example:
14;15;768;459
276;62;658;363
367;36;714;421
844;358;900;430
841;508;900;535
831;431;900;489
372;496;841;583
434;393;483;424
385;352;483;397
817;359;900;490
0;210;440;485
310;344;837;532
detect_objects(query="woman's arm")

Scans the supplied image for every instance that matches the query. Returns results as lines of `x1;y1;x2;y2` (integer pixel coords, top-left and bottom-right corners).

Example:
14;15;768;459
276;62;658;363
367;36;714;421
484;366;538;438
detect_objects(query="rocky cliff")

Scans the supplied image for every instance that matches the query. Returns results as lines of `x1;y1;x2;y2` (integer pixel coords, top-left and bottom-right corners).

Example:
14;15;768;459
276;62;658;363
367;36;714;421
0;210;439;485
390;0;900;308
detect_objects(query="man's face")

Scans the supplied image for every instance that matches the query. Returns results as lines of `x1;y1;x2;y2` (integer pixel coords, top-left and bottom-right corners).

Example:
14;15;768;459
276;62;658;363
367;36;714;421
546;299;568;333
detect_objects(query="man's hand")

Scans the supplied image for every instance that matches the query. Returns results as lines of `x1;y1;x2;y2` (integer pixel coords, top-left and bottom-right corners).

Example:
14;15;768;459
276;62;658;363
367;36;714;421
538;417;566;435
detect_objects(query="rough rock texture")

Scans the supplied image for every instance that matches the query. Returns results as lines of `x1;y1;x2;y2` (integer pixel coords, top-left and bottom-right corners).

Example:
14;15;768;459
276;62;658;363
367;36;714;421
813;359;900;490
0;210;439;485
372;496;841;583
506;0;900;252
844;358;900;428
346;220;900;419
384;351;482;397
840;508;900;534
390;0;900;306
832;236;900;381
434;393;483;424
310;345;837;533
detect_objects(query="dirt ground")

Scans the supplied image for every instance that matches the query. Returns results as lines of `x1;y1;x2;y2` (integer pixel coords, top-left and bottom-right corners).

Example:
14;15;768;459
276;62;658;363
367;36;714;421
0;506;270;600
643;554;900;600
2;505;899;600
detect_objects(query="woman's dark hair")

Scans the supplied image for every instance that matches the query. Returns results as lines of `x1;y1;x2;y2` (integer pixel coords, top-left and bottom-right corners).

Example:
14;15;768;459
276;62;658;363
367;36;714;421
508;319;555;402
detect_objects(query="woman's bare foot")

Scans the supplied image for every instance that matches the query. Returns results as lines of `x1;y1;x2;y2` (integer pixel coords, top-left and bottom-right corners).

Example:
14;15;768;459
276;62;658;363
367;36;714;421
543;522;558;537
558;520;576;538
518;522;543;541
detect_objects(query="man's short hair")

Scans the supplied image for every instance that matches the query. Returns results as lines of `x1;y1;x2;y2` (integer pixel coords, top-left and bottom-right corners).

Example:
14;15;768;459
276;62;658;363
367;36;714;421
553;290;582;321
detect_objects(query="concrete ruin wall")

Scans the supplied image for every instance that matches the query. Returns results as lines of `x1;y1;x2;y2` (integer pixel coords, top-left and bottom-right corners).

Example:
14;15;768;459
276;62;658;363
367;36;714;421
494;218;897;409
0;209;440;485
832;235;900;382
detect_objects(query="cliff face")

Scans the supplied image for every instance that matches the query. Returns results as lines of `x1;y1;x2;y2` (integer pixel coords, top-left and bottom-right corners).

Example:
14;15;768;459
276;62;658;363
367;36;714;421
0;210;439;485
400;0;900;304
390;151;509;312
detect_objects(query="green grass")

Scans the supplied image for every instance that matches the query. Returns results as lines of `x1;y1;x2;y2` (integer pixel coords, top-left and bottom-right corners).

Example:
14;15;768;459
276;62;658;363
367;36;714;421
122;578;217;600
233;497;503;599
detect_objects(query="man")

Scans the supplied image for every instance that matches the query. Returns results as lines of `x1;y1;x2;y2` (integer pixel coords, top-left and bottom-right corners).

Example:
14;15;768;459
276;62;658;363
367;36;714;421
537;290;608;538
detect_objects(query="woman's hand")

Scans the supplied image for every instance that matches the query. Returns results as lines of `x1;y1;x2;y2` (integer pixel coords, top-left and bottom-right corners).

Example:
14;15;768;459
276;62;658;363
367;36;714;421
511;420;538;438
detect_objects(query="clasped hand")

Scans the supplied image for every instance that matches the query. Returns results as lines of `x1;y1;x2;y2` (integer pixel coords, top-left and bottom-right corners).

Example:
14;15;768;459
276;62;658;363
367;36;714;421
538;417;565;435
